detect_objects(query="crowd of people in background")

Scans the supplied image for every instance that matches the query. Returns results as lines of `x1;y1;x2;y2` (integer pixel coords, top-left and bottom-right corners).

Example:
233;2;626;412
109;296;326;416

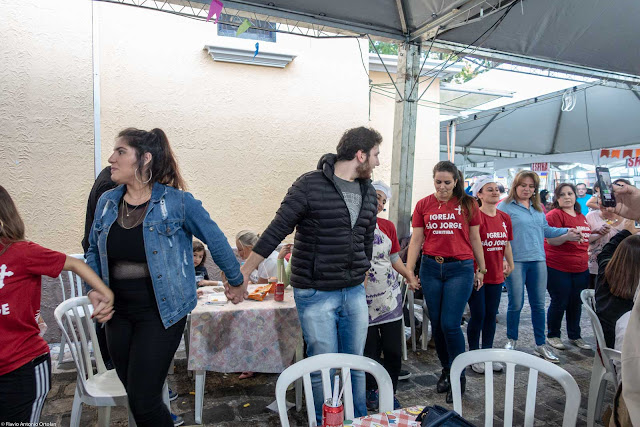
3;124;640;426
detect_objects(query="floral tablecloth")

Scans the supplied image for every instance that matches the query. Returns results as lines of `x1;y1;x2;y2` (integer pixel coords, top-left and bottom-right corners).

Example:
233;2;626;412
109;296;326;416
345;406;424;427
187;288;302;372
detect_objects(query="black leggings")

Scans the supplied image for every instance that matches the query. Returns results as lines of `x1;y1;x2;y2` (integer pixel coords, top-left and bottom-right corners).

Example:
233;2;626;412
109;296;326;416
363;319;403;392
106;281;186;427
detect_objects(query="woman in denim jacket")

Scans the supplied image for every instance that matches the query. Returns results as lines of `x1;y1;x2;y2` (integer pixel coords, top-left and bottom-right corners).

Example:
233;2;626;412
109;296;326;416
86;128;245;427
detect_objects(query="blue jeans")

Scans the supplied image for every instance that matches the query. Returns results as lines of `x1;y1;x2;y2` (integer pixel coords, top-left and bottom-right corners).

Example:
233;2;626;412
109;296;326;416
294;284;369;423
546;267;590;340
420;256;474;372
506;261;547;346
467;283;503;350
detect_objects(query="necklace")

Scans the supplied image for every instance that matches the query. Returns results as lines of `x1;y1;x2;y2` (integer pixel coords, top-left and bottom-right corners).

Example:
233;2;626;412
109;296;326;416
120;198;148;230
123;190;151;217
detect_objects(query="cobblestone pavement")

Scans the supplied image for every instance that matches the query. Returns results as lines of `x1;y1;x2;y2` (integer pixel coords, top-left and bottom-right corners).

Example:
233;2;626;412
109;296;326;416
41;293;607;426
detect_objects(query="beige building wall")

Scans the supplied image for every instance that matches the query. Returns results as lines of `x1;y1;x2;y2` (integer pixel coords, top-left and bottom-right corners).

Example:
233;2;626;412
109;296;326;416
369;71;441;221
96;2;370;246
0;0;95;253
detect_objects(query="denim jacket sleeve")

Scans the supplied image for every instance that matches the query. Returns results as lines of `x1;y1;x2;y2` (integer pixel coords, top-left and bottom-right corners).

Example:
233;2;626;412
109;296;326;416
182;192;243;286
542;213;568;238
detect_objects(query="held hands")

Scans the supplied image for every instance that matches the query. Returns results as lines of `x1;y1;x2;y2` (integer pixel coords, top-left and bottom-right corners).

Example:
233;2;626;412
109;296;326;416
224;269;250;304
406;274;420;291
89;289;115;323
566;228;583;242
595;224;612;236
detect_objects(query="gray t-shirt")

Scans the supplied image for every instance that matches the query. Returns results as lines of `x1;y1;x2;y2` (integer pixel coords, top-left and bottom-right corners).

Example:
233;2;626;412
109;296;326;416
334;175;362;228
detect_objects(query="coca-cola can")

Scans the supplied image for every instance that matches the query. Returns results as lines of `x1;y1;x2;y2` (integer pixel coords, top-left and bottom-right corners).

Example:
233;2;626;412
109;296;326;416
322;398;344;427
274;282;285;302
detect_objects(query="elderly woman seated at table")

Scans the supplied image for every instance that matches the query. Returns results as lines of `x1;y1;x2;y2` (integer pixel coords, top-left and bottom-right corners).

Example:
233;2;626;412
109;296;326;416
236;230;281;284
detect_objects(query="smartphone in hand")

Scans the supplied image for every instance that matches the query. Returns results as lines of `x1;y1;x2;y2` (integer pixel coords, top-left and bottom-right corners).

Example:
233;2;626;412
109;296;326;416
596;167;617;208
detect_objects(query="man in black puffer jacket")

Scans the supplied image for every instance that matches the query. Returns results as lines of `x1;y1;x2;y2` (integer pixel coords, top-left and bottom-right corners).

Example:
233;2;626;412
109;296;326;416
231;126;381;422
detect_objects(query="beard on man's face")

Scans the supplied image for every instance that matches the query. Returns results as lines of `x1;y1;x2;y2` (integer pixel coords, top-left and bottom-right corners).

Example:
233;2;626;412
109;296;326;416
356;155;373;179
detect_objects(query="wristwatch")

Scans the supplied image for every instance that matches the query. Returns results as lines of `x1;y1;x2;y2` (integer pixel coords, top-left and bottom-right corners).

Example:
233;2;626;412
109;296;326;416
477;268;488;274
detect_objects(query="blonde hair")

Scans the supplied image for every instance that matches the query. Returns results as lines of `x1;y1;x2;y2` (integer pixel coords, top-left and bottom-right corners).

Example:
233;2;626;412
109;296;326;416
236;230;259;250
506;170;543;212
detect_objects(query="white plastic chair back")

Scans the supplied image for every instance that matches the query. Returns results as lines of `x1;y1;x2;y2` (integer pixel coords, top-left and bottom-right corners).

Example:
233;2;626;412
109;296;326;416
581;289;616;373
54;296;107;393
58;254;86;301
450;349;580;427
275;353;393;427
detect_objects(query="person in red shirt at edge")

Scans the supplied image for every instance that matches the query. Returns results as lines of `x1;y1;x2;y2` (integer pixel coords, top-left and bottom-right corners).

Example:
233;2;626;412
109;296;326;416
0;185;114;424
544;183;593;353
405;161;486;404
468;177;515;375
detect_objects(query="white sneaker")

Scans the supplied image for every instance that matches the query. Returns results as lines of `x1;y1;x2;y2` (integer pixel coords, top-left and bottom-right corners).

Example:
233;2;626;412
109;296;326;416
492;362;504;372
504;339;517;350
471;363;485;374
534;345;559;363
547;337;566;350
571;338;592;350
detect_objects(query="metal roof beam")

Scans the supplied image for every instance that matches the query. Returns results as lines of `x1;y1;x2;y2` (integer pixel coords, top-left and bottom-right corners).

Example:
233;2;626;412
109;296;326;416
548;108;564;155
431;40;640;84
395;0;408;35
465;112;500;147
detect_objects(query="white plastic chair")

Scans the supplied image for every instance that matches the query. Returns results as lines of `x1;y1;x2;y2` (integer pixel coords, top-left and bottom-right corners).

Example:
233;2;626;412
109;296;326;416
57;254;91;367
275;353;393;427
581;289;619;426
54;296;136;427
450;349;580;427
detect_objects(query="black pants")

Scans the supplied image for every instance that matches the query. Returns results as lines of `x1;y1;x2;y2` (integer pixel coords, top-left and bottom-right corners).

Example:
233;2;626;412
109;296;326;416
0;353;51;423
107;281;186;427
364;319;403;392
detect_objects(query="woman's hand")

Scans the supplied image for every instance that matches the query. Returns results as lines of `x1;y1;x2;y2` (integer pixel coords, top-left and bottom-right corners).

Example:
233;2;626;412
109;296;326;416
503;260;513;278
278;244;292;260
594;224;612;235
623;218;638;234
406;274;420;291
566;228;583;242
474;271;484;291
89;289;115;323
611;182;640;221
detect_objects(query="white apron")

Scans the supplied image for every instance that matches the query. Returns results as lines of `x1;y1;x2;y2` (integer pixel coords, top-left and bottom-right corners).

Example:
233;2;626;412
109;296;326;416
366;224;402;325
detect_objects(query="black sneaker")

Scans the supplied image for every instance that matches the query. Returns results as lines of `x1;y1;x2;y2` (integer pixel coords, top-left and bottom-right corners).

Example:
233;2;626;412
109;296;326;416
398;369;411;381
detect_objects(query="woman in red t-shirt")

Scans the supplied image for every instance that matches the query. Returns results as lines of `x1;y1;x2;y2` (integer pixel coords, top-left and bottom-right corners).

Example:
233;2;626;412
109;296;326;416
467;177;515;375
406;161;486;404
544;183;592;352
0;186;114;423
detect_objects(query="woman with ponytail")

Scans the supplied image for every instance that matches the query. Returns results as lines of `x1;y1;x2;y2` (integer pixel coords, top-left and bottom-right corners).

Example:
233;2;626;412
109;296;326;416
405;161;486;404
86;128;246;427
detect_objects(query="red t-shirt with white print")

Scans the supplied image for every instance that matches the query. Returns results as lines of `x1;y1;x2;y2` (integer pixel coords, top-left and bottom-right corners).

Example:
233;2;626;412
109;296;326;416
478;210;513;285
544;209;591;273
412;195;481;260
0;241;66;376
